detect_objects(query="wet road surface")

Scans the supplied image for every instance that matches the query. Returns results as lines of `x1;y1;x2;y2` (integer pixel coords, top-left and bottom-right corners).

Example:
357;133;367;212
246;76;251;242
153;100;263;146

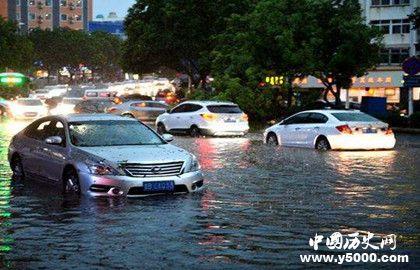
0;118;419;269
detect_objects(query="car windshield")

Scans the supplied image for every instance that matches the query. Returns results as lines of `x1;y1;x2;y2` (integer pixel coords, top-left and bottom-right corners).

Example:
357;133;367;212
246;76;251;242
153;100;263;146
207;105;242;114
17;99;43;106
68;120;165;147
331;112;378;122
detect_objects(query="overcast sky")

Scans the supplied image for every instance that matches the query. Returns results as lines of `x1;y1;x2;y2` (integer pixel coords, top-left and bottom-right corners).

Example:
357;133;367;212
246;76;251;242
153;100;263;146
94;0;136;18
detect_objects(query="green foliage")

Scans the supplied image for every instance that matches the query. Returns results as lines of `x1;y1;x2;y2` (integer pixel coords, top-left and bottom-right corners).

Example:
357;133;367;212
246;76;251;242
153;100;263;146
123;0;254;86
0;17;34;72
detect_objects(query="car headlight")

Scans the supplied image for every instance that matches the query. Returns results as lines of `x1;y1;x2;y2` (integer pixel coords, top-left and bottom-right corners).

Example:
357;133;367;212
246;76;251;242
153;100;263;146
185;155;201;173
88;164;121;175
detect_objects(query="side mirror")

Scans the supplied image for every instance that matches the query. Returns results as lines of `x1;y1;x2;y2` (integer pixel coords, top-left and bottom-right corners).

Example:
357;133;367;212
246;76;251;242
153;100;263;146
45;136;63;145
166;109;171;114
162;133;174;142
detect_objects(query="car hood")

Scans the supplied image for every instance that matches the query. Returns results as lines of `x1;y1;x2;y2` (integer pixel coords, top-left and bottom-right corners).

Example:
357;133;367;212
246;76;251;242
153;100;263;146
77;143;192;165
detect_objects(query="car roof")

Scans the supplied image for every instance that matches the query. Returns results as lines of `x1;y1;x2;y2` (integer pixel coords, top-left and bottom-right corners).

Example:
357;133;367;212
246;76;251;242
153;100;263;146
60;113;136;122
297;109;362;114
181;100;237;106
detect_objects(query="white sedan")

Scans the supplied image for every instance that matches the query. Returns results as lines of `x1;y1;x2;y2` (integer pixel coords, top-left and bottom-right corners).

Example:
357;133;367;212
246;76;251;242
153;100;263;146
263;110;396;150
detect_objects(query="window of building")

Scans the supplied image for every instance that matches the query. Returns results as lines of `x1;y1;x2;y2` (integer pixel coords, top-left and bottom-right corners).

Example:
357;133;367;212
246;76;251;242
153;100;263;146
60;0;67;6
371;19;411;34
76;0;82;7
16;13;20;20
29;0;35;5
16;0;20;6
372;0;410;6
61;14;67;21
75;15;82;21
45;0;52;6
380;48;409;65
45;13;52;20
29;13;36;21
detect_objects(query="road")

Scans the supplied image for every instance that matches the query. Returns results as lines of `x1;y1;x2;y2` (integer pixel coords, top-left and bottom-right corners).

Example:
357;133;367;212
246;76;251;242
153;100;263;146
0;117;419;269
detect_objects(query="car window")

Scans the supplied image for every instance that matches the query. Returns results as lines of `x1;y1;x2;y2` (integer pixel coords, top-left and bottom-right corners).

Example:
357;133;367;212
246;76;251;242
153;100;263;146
148;102;168;108
283;113;310;125
185;104;203;112
308;113;328;124
171;104;188;113
131;102;147;108
331;112;378;122
25;120;52;141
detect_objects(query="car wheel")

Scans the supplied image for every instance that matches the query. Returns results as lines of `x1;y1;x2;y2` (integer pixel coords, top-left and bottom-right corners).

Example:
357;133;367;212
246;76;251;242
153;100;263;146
267;133;279;146
11;156;25;182
190;126;201;137
122;113;135;118
157;123;166;135
63;168;81;196
315;137;331;151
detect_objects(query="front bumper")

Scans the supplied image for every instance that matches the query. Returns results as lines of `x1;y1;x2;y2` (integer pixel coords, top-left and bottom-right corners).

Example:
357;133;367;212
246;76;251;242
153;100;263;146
327;134;396;150
200;122;249;136
78;170;204;198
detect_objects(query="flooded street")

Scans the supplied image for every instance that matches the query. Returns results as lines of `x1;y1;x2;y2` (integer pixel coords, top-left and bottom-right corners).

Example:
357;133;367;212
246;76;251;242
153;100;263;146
0;118;419;269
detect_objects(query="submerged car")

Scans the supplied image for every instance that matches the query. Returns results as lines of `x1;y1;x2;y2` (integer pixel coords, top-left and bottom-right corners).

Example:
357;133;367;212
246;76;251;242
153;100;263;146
156;101;249;137
8;114;204;197
263;110;396;150
9;98;48;120
107;100;168;122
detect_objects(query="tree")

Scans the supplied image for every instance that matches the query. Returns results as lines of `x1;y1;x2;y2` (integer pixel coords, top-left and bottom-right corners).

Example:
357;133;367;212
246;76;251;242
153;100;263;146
408;7;420;29
309;0;382;106
0;17;34;72
123;0;254;89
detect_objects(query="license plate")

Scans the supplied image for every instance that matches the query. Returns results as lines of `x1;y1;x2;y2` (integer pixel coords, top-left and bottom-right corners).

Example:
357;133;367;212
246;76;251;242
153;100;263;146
363;128;377;134
224;118;236;123
143;181;175;192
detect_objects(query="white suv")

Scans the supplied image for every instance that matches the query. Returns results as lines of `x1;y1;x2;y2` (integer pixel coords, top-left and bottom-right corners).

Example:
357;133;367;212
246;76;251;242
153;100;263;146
156;101;249;137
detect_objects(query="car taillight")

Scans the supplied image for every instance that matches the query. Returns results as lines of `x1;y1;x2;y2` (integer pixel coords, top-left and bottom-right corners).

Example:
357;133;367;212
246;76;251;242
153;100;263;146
336;125;353;134
241;113;248;121
385;127;393;135
201;113;218;121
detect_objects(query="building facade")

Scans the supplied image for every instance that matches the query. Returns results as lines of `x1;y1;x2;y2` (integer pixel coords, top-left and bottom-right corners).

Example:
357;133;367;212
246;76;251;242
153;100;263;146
0;0;93;31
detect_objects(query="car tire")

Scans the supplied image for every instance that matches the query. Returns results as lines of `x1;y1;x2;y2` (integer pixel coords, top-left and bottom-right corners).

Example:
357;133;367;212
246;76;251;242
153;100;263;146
315;137;331;151
122;113;135;118
157;123;166;135
190;126;201;137
11;156;25;182
63;168;81;197
266;133;279;146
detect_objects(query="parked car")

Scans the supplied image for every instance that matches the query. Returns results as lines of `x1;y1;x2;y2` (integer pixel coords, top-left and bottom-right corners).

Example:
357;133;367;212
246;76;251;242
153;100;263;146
8;98;48;120
108;100;168;122
8;114;204;197
50;98;83;115
74;99;114;114
156;101;249;137
263;110;396;150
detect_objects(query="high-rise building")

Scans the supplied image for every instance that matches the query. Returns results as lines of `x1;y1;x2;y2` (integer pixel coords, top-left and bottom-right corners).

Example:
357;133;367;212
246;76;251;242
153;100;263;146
0;0;93;31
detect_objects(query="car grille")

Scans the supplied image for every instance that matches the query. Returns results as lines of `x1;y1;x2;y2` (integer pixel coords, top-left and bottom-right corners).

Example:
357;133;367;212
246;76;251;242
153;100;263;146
121;161;184;177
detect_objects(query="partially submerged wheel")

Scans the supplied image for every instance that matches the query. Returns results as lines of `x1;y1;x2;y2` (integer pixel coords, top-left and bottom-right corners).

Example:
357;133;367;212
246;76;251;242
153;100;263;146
315;137;331;151
157;123;166;135
190;126;201;138
11;156;25;182
63;168;81;196
267;133;279;146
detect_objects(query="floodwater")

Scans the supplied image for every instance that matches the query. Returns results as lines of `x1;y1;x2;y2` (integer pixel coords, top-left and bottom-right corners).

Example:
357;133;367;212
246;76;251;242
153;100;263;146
0;118;418;269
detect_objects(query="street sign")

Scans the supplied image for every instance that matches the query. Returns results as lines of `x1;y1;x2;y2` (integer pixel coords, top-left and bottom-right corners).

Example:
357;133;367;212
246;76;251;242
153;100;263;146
403;75;420;88
402;56;420;76
0;72;27;87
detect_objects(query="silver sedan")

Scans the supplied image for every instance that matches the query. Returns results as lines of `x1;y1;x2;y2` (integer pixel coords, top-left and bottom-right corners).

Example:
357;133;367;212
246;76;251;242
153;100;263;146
108;100;168;122
8;114;204;197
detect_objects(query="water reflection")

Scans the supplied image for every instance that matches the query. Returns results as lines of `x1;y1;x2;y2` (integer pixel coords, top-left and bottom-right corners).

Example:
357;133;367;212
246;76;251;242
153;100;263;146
0;118;418;268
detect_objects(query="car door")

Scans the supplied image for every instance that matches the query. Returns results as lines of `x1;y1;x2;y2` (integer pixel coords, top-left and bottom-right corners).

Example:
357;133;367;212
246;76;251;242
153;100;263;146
281;113;311;146
166;104;189;131
37;120;68;182
21;119;53;181
301;113;329;147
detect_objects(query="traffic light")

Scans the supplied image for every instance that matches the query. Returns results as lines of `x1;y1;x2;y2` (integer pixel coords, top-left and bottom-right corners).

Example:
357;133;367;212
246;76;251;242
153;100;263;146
0;73;27;87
